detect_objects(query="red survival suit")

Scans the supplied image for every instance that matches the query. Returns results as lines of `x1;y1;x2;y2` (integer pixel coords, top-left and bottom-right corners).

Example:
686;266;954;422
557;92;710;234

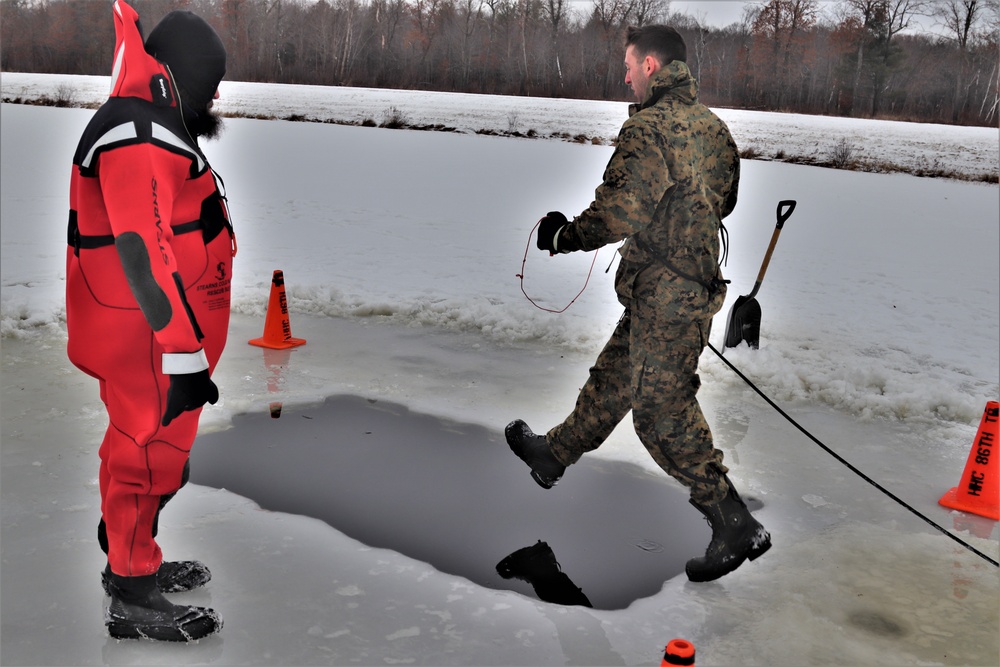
66;0;235;578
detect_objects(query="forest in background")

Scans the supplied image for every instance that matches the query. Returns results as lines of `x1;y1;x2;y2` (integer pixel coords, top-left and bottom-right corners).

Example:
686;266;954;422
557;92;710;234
2;0;998;126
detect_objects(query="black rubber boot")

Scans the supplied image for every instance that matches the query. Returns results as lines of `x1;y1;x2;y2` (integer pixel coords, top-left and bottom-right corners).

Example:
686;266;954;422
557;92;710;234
102;560;212;595
505;420;566;489
685;480;771;583
104;571;222;642
496;540;592;607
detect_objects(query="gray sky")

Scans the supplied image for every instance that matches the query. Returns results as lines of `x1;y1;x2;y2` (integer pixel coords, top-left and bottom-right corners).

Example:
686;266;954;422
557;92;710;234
670;0;754;27
655;2;943;34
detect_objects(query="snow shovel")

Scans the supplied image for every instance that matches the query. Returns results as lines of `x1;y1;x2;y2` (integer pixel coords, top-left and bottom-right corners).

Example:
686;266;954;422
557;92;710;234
723;199;796;350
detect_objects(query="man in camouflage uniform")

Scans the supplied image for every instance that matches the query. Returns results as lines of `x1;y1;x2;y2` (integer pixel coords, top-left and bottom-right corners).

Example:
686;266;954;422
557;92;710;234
505;24;770;582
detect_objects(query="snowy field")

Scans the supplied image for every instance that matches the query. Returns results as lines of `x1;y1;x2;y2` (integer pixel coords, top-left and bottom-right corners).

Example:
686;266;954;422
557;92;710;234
4;72;998;182
1;73;998;666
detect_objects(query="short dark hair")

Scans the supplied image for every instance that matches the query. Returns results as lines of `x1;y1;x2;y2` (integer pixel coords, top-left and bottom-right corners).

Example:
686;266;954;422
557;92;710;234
625;25;686;65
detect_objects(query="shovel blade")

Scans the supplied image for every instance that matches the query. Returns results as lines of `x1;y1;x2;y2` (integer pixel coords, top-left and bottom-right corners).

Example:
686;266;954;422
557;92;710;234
724;295;762;349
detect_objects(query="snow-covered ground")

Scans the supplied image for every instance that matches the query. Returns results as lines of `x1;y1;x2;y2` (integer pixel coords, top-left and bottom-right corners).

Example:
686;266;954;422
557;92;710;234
1;74;998;666
4;72;998;181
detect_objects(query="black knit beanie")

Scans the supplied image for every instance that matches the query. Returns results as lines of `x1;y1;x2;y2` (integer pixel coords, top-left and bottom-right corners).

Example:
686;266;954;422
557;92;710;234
145;10;226;110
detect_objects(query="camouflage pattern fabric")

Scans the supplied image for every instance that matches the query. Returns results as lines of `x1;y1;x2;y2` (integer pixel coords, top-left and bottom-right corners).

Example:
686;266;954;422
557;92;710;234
557;59;739;295
546;61;739;506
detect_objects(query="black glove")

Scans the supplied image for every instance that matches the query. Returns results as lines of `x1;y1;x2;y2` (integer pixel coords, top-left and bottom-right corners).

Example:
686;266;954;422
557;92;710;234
536;211;568;255
162;369;219;427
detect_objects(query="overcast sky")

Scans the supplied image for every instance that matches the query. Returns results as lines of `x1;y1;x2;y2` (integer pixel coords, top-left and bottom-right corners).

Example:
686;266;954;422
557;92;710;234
671;0;755;27
562;1;832;30
643;1;945;34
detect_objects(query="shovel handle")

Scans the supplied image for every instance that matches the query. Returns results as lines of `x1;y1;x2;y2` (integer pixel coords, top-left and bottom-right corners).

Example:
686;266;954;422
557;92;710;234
776;200;795;229
748;200;796;295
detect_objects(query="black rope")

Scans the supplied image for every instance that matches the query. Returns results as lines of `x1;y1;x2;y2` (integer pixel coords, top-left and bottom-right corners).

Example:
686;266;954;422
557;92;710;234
708;342;999;568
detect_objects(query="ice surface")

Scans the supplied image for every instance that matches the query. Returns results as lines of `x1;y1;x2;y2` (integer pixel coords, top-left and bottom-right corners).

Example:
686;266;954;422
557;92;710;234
1;76;998;665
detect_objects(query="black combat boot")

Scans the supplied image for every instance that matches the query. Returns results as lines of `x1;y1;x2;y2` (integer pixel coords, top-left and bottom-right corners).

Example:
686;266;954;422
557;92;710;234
685;480;771;582
505;420;566;489
496;540;592;607
104;571;222;642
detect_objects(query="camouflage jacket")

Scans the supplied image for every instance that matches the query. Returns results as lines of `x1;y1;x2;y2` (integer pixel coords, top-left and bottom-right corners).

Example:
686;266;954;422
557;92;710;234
558;60;739;301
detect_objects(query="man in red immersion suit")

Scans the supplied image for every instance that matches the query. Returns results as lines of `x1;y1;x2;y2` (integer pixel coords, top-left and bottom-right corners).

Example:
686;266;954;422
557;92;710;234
66;1;235;642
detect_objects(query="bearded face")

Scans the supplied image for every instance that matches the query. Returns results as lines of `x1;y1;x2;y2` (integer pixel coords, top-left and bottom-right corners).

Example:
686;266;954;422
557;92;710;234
189;105;224;139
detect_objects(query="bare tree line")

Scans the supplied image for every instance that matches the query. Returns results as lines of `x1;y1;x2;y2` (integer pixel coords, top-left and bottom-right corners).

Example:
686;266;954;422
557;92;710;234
2;0;997;125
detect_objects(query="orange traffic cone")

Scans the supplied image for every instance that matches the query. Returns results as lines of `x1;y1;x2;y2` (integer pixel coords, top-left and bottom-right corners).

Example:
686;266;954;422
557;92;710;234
938;401;999;520
249;270;307;350
661;638;695;666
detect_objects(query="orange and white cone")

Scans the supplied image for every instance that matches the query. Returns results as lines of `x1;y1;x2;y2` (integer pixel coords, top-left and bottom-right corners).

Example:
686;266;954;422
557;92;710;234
249;270;307;350
939;401;999;520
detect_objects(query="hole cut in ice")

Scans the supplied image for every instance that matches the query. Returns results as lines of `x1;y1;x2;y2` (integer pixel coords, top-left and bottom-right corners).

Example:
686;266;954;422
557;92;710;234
190;395;727;610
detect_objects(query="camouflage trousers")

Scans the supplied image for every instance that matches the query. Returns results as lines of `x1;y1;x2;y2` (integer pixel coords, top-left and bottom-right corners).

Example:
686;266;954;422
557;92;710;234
546;263;729;505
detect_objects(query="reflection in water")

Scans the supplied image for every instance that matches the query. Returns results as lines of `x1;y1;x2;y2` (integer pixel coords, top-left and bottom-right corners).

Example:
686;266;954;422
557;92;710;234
261;347;292;418
497;541;592;607
191;395;712;610
950;513;997;600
